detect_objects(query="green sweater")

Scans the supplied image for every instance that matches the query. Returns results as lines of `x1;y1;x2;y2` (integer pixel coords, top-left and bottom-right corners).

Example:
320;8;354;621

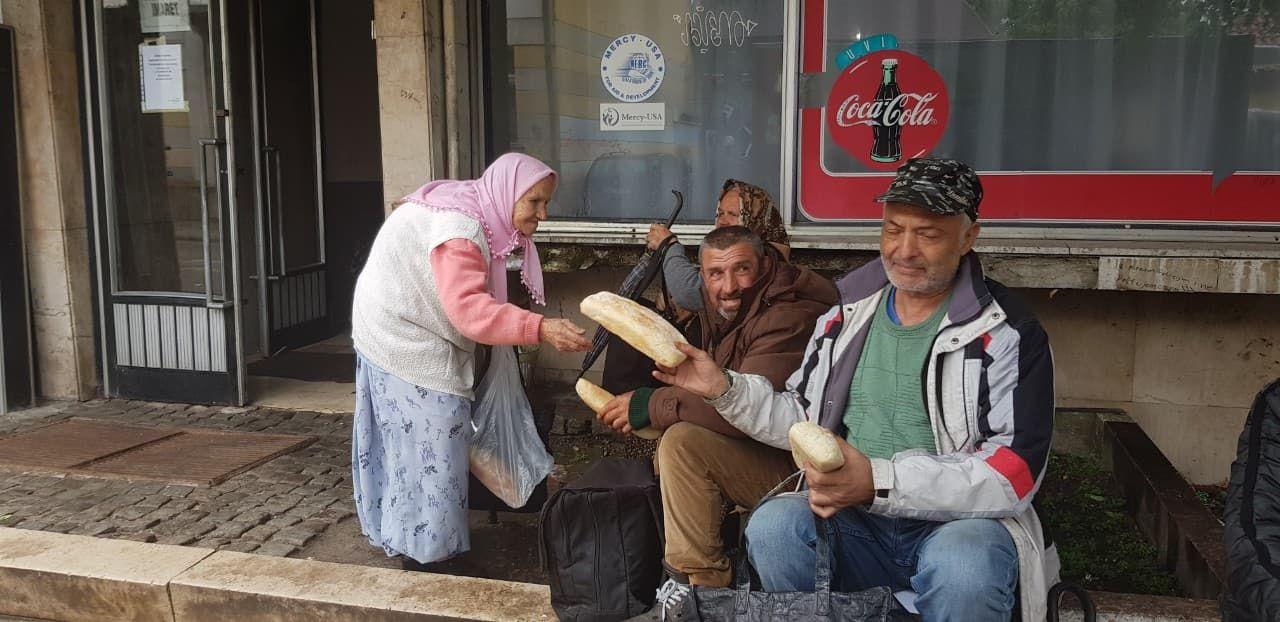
843;288;947;460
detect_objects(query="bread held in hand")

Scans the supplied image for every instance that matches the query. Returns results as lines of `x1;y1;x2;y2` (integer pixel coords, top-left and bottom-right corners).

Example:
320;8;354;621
788;421;845;473
575;377;662;440
580;292;689;368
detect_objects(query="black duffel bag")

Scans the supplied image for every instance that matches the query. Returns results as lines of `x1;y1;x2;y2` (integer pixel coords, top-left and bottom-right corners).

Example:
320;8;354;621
539;458;665;621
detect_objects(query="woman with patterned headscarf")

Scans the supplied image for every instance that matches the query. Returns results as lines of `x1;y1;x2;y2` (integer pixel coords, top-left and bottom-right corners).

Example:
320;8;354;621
645;179;790;311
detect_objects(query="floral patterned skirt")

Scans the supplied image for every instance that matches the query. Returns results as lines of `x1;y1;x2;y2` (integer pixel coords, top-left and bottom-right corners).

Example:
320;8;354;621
351;352;471;563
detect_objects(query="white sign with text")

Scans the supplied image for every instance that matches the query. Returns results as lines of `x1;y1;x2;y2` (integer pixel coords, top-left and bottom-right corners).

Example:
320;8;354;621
140;0;190;33
140;44;187;112
599;103;665;131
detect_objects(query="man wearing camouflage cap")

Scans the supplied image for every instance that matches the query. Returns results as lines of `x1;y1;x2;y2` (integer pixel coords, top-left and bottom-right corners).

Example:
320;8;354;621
653;158;1058;621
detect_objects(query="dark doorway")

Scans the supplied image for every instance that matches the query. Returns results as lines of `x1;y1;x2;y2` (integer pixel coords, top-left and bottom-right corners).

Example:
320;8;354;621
316;0;383;338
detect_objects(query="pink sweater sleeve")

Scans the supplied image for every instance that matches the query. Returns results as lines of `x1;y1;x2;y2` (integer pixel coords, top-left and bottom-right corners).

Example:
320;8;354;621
430;239;543;346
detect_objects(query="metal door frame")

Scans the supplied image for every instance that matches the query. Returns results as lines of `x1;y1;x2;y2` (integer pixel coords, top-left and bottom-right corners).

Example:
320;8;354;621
250;0;330;356
81;0;248;405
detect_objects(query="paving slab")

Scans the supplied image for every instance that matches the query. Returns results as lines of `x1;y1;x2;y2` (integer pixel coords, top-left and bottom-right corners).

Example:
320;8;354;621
0;527;212;622
249;376;356;414
0;401;356;570
169;551;555;621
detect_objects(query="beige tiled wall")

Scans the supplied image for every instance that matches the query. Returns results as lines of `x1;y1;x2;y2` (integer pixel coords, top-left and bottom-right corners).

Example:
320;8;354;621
9;0;96;400
374;0;442;210
1015;289;1277;484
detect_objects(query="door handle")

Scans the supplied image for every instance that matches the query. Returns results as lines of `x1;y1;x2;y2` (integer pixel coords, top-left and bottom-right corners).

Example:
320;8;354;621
198;138;225;308
261;145;284;278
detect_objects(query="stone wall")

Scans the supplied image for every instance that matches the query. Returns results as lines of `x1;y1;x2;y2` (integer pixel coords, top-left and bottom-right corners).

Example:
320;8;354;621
373;0;443;212
1029;288;1279;485
7;0;96;400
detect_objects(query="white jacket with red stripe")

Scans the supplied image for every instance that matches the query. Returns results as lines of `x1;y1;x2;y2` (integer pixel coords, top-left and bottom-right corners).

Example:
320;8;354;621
708;252;1059;621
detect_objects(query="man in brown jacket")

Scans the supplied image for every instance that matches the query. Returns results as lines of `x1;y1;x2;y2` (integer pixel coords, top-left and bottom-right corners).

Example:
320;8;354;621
598;225;838;587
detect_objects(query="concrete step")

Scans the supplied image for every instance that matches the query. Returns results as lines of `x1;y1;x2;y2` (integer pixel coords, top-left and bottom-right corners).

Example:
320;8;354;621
0;526;1221;622
0;527;553;621
170;550;552;621
0;525;210;621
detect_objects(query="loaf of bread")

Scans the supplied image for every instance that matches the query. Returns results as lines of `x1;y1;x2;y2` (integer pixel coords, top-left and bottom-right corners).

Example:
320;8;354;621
575;378;662;440
469;450;524;507
575;377;613;413
788;421;845;472
580;292;689;368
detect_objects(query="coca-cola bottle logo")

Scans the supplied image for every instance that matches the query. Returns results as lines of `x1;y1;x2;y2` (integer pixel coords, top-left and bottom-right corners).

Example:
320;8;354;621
826;50;950;171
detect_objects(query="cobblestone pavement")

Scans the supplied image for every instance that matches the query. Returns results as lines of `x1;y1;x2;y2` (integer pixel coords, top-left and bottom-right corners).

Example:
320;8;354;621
0;399;354;558
0;392;652;580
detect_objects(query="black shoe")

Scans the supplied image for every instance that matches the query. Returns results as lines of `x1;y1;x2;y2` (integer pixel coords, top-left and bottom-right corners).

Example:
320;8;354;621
625;564;692;622
653;578;693;621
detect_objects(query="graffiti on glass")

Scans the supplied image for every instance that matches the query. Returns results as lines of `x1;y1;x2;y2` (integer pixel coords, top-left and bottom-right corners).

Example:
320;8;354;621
673;7;758;54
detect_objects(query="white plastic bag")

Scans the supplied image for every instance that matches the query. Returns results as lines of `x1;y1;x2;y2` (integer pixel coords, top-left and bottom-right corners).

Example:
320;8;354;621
469;345;553;508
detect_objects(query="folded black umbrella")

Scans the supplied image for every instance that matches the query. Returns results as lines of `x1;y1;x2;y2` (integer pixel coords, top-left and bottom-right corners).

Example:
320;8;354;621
578;189;683;378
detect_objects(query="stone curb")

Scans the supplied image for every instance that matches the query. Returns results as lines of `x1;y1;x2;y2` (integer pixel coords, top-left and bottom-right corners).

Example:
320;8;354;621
0;524;1223;622
0;527;553;621
1063;591;1222;621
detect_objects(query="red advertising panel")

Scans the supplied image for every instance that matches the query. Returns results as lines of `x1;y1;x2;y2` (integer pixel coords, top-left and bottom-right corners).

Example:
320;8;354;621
798;0;1280;225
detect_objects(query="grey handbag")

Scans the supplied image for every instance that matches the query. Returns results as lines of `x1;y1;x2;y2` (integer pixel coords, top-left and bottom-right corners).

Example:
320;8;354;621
667;474;914;621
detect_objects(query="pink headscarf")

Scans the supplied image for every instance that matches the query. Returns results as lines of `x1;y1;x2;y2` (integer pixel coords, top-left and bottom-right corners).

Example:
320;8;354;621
399;153;556;306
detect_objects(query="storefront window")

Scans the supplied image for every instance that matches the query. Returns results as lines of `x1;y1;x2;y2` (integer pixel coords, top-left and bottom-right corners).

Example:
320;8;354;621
95;0;226;295
798;0;1280;224
483;0;787;222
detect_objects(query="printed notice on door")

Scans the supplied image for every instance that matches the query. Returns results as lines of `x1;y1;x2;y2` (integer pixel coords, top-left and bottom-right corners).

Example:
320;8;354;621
140;44;187;113
140;0;190;33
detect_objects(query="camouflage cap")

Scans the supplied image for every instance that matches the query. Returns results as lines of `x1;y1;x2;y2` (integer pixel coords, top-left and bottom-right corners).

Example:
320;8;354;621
874;157;983;221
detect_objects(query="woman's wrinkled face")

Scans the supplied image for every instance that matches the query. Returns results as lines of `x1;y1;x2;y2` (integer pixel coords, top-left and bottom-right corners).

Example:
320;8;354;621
512;176;557;236
714;188;744;228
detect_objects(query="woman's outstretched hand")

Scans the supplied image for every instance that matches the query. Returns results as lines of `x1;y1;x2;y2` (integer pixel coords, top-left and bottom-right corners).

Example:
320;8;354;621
651;342;728;399
540;318;590;352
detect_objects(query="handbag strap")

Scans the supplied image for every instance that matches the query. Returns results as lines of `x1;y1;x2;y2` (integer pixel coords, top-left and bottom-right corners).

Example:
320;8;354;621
732;470;837;615
734;471;803;612
813;513;834;616
1047;582;1096;622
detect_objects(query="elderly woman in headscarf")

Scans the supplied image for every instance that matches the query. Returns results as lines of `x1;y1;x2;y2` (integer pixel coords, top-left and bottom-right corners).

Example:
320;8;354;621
349;153;590;568
645;179;789;311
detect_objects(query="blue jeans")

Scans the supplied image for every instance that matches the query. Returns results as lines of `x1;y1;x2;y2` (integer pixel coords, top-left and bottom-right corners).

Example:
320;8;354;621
745;494;1018;622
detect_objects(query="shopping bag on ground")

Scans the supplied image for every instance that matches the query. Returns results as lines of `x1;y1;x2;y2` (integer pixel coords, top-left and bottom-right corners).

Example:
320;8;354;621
469;345;553;508
661;474;913;621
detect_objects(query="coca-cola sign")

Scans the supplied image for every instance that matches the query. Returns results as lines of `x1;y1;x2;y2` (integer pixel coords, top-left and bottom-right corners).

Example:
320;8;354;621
826;50;949;171
834;93;940;128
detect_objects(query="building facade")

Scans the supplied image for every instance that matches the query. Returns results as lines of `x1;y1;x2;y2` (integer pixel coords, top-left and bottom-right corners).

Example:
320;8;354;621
4;0;1280;484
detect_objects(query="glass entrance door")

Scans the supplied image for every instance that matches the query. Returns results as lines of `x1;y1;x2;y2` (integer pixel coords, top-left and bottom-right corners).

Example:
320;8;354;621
84;0;247;404
251;0;331;353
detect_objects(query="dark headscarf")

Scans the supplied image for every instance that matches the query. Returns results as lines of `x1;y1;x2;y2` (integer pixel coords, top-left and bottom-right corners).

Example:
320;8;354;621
720;179;788;250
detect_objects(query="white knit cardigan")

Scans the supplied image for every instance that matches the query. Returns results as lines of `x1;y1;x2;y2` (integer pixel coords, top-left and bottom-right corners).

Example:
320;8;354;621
351;205;490;400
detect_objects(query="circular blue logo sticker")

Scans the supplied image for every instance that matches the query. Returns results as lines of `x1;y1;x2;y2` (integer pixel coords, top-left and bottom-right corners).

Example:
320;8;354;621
600;34;665;102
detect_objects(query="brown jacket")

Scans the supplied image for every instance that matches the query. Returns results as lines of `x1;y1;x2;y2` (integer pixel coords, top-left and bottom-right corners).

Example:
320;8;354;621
629;250;838;437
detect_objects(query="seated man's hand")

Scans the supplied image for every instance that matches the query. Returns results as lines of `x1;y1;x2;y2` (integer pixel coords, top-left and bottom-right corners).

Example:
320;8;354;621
598;391;635;434
652;342;727;399
646;224;674;251
806;440;875;518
